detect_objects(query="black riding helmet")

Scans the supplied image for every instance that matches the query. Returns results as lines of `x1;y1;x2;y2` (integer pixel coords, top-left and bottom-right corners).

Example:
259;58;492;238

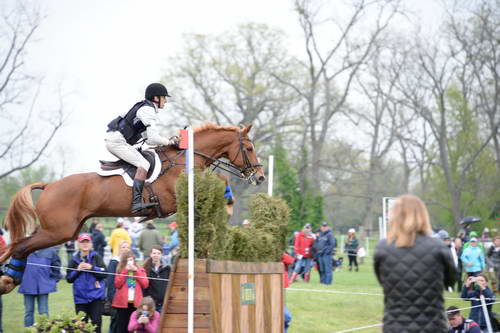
145;83;171;101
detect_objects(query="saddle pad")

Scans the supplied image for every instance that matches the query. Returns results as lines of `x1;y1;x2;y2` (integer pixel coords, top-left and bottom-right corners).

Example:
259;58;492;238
96;149;162;187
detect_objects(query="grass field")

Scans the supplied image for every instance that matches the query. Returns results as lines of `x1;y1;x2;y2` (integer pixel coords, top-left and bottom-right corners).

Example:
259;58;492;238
287;256;499;333
2;255;499;332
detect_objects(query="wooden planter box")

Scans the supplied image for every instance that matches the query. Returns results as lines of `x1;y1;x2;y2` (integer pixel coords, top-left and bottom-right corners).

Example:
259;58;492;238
159;258;284;333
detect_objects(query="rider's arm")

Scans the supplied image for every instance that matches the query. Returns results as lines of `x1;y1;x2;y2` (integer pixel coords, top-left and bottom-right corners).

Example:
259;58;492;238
136;106;171;146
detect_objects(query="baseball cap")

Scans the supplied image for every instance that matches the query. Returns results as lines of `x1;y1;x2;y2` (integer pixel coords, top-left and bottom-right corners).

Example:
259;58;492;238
321;222;329;227
437;230;450;240
168;222;178;228
304;223;312;229
348;228;356;233
470;237;478;242
77;233;92;242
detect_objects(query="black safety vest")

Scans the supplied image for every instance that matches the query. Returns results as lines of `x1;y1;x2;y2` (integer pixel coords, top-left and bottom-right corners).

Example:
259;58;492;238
107;100;154;145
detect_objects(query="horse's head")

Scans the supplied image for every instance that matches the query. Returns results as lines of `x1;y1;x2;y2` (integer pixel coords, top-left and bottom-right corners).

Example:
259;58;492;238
226;124;266;185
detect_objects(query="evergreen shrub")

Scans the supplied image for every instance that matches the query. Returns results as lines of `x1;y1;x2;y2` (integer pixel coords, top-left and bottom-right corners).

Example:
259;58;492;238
176;170;289;262
25;312;95;333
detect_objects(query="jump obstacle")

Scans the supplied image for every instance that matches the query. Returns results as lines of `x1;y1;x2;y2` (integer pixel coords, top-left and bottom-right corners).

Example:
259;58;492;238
159;258;284;333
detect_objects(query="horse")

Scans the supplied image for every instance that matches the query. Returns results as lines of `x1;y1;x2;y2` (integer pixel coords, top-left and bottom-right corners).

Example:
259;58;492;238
0;123;265;295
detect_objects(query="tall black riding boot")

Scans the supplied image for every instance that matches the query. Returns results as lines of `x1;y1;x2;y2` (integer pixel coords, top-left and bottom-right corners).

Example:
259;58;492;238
131;179;156;213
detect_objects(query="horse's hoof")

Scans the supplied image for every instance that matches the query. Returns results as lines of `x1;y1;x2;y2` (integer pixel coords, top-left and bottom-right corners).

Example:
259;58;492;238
0;275;16;295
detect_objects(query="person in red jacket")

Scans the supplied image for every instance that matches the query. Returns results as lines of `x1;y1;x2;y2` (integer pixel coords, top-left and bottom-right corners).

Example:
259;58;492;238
112;251;149;333
282;252;294;332
290;223;316;283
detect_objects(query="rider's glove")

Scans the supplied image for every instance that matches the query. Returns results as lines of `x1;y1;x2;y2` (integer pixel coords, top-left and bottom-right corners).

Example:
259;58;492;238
168;136;180;147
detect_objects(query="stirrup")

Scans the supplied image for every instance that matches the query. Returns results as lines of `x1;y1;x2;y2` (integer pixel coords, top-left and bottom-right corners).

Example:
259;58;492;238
131;201;157;213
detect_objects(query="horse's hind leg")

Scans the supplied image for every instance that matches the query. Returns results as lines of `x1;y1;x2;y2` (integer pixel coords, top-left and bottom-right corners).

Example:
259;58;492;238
0;227;73;295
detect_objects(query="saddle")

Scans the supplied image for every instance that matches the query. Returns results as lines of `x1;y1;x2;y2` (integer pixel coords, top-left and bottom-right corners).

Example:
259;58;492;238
97;149;161;186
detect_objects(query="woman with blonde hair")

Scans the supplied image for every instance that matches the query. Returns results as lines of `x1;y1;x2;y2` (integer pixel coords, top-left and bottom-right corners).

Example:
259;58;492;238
112;251;149;333
374;194;456;333
106;240;131;331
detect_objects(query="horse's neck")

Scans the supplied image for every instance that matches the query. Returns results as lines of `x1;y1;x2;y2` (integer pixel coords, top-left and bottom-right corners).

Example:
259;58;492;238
194;130;234;160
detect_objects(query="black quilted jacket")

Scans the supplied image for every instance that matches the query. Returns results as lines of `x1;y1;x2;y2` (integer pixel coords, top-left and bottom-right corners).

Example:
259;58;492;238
374;235;456;333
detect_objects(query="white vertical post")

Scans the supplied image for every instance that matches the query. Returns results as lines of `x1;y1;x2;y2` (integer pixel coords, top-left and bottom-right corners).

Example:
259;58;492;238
480;294;493;333
340;235;345;254
378;217;383;240
267;155;274;196
365;236;370;256
187;127;195;333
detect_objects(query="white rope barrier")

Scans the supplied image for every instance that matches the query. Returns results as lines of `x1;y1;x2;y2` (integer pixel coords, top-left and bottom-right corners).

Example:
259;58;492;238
22;263;500;332
288;287;383;297
334;323;383;333
25;262;169;282
287;286;495;301
332;300;500;333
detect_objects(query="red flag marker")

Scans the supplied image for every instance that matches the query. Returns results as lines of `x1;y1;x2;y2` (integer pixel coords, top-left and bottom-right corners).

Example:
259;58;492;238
179;129;189;149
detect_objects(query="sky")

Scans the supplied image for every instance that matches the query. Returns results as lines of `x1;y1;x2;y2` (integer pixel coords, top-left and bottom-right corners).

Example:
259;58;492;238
13;0;443;176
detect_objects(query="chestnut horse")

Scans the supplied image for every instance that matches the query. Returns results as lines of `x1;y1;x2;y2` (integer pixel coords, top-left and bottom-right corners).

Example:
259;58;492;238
0;123;264;294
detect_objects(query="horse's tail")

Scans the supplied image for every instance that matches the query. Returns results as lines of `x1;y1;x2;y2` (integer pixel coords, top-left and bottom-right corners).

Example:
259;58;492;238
1;182;47;262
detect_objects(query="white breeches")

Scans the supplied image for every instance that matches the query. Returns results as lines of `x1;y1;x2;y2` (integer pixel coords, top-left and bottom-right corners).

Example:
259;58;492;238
105;131;150;171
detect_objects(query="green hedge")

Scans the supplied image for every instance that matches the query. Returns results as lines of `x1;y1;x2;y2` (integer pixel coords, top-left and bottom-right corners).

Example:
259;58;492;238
176;170;289;262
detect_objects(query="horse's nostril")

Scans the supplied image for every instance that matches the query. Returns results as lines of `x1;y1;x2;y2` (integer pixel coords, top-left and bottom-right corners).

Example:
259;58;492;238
258;176;265;184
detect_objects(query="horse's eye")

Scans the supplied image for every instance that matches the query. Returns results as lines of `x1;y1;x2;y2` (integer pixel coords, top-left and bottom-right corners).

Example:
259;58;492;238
247;147;253;152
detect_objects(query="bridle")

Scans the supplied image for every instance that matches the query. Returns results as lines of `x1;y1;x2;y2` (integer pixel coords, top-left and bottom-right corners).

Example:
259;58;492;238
156;132;262;182
194;132;262;182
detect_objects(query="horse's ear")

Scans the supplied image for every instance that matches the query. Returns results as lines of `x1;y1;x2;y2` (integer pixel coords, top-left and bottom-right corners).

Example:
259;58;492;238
243;124;253;135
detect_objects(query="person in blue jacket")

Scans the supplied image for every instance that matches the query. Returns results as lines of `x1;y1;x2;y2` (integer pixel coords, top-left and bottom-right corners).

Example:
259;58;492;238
67;233;107;333
163;222;179;264
18;246;61;327
316;222;336;285
461;237;485;277
461;274;495;331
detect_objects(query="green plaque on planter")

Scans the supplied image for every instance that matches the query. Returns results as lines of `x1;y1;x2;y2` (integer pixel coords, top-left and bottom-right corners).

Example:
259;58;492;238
241;282;256;305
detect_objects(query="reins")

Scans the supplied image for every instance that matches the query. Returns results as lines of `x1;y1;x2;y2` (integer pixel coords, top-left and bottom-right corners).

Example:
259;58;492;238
155;132;262;182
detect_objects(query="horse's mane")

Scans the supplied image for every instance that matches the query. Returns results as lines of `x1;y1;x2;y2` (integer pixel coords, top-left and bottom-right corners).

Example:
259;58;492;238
193;122;240;134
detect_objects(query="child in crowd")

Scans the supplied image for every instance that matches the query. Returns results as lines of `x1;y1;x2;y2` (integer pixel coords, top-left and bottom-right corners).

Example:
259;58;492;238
112;251;149;333
127;296;160;333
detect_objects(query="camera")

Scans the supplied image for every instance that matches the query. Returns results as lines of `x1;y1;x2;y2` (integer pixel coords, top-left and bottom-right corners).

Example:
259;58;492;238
127;258;134;266
141;311;149;317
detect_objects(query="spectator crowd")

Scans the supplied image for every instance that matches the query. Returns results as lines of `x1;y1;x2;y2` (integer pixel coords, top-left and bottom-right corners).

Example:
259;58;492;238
2;207;499;333
286;221;366;286
6;217;179;333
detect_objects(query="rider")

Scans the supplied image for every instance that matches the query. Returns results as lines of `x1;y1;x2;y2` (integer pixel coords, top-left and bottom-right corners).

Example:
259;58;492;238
105;83;178;213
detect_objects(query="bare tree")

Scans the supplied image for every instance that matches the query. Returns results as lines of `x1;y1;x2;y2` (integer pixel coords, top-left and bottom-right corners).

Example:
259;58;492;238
447;0;500;173
0;2;66;179
348;42;411;232
162;23;301;148
273;0;402;191
394;26;498;224
161;23;302;221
